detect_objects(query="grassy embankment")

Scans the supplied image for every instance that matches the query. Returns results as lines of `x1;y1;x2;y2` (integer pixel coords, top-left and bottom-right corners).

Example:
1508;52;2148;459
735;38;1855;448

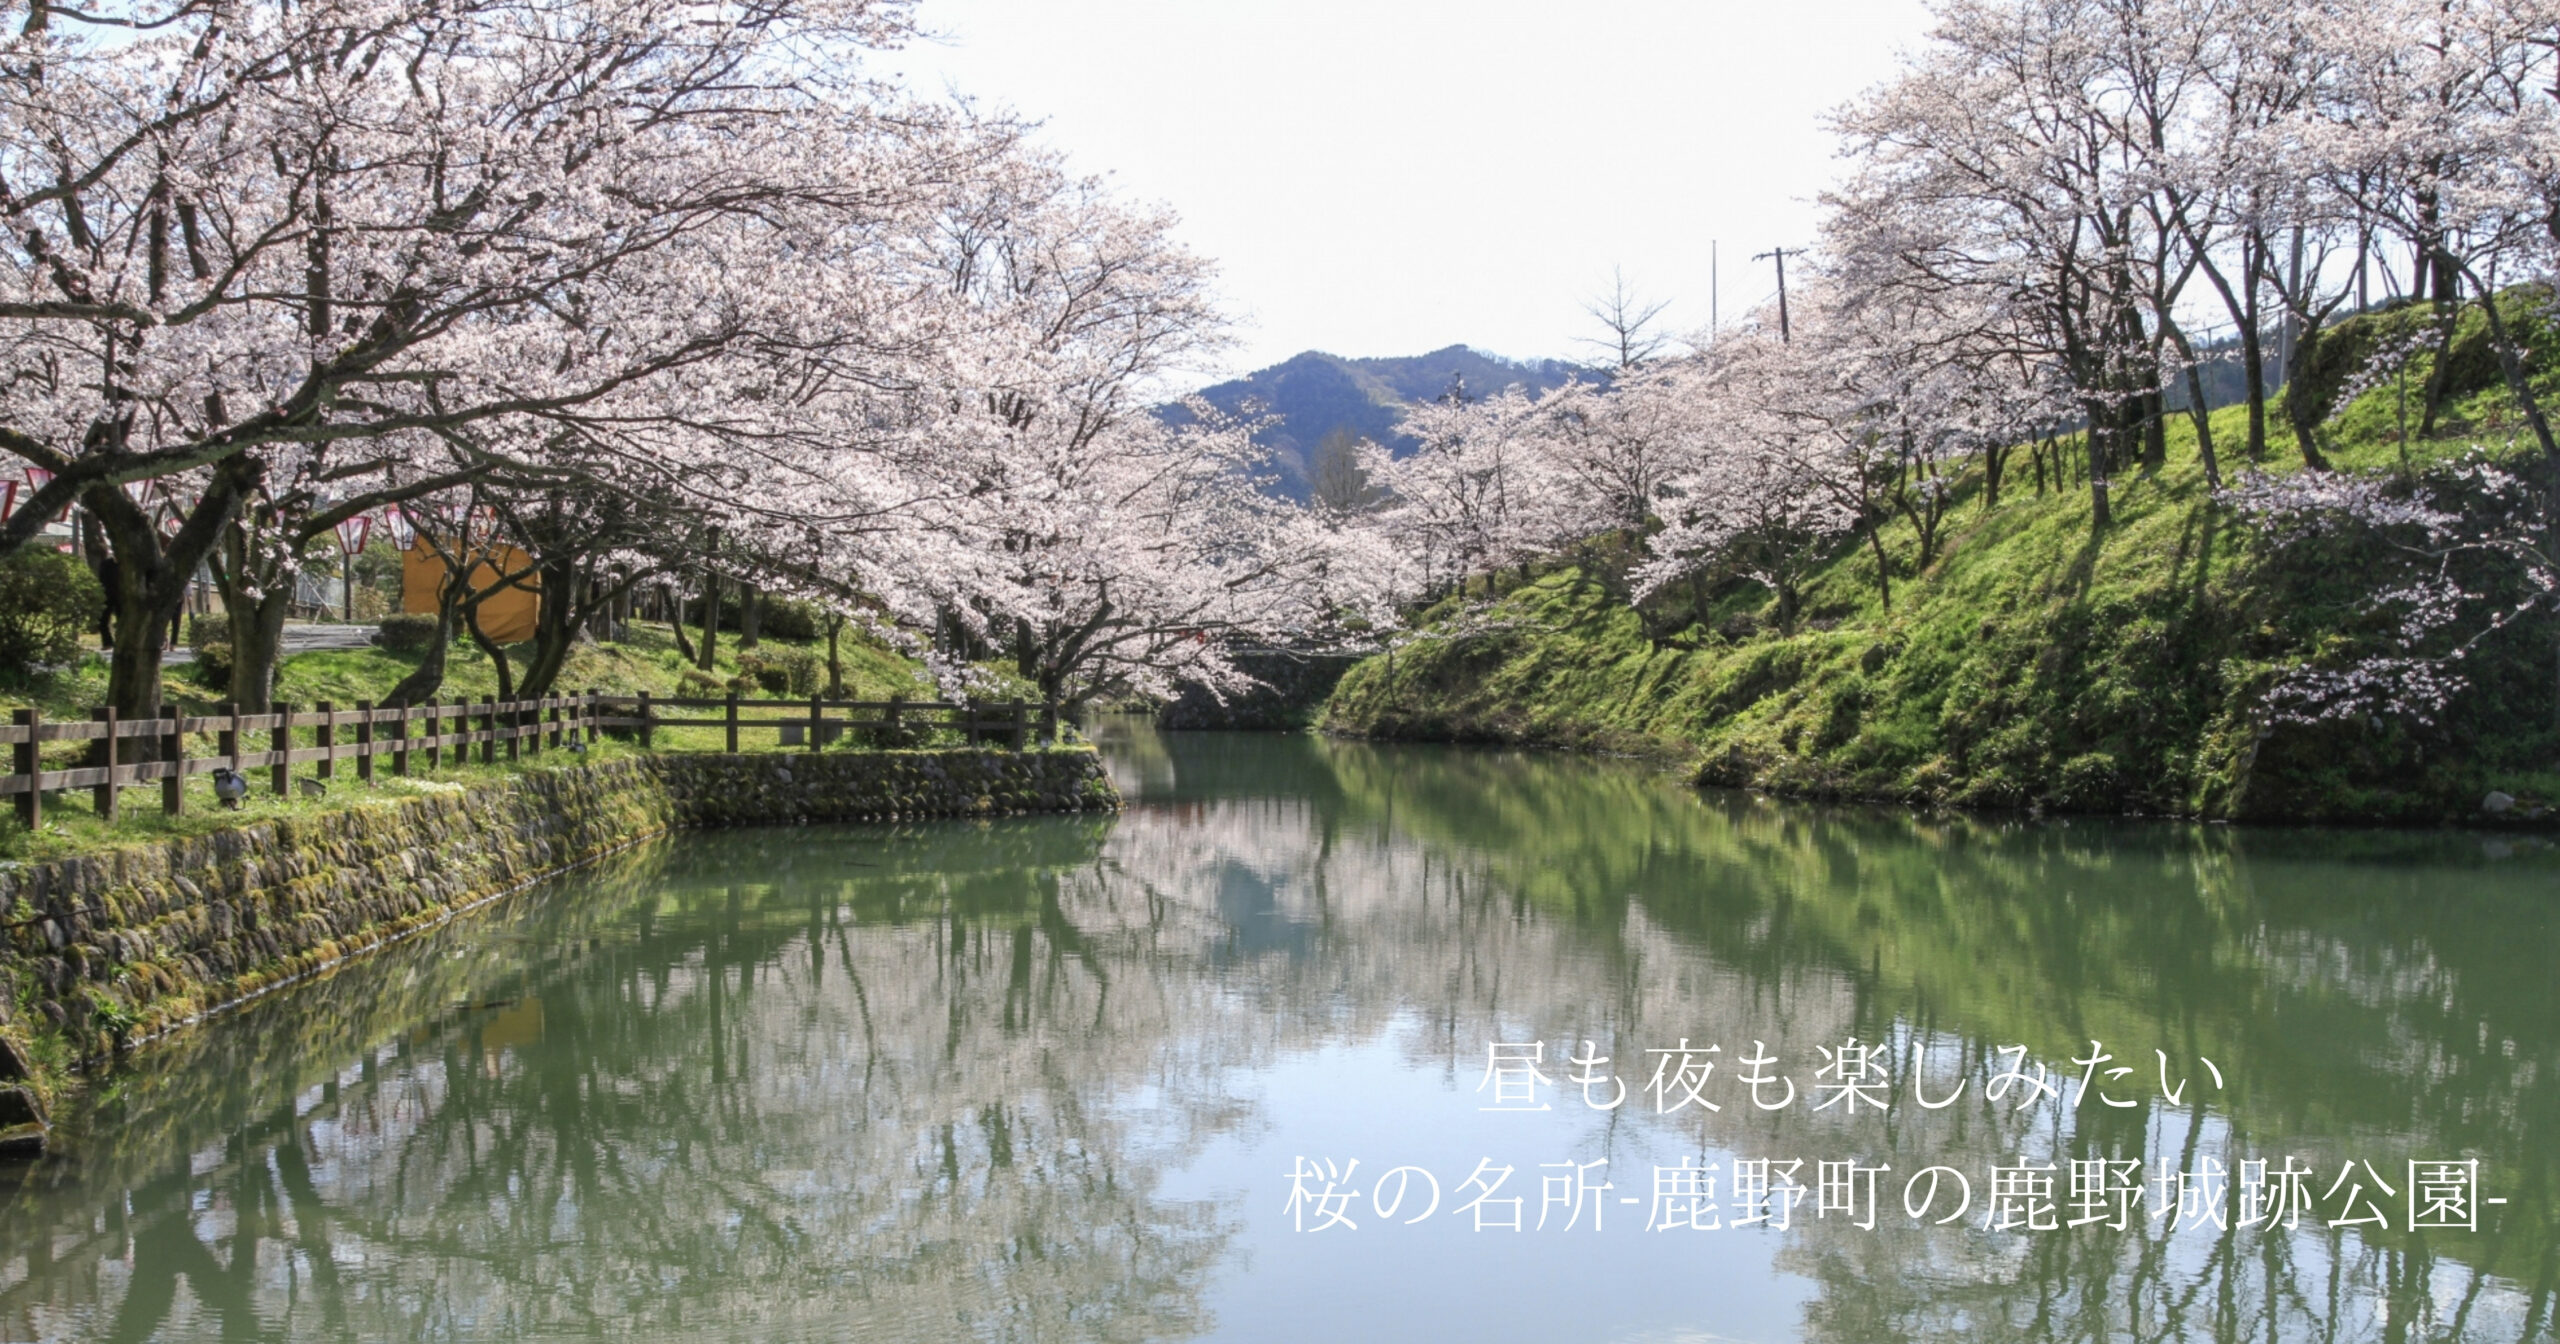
0;622;938;861
1323;298;2560;823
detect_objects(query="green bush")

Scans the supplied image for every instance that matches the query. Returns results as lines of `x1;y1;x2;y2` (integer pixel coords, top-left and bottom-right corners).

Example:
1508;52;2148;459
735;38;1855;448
373;613;442;655
769;647;821;696
736;647;821;697
0;549;102;674
186;612;232;685
753;598;824;642
864;716;933;749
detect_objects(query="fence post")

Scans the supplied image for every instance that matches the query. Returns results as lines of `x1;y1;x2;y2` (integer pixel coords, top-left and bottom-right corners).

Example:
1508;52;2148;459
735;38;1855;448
807;694;822;754
481;700;497;766
270;702;292;797
356;700;375;784
391;702;410;777
161;706;184;817
883;693;903;748
315;700;335;783
585;689;600;745
638;690;654;750
1039;697;1058;745
91;707;117;820
426;698;443;770
217;701;238;772
1007;700;1026;751
504;698;520;763
547;699;562;750
13;708;37;830
726;691;740;753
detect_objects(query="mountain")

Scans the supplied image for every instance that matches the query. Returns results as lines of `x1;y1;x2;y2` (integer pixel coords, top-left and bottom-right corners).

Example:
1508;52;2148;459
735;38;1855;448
1170;345;1593;499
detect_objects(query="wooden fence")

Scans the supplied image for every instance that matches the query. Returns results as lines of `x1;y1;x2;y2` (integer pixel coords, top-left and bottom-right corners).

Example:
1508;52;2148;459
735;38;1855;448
1;693;1052;828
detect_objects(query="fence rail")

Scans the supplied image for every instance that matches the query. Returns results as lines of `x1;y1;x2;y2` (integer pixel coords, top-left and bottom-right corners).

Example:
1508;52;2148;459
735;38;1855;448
4;692;1050;827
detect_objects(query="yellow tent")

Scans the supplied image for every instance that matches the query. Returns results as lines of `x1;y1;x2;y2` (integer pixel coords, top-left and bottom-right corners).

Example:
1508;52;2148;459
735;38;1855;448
401;541;541;643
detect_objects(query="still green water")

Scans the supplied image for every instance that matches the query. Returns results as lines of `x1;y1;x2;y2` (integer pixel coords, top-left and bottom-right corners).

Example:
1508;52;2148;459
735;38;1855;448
3;723;2557;1342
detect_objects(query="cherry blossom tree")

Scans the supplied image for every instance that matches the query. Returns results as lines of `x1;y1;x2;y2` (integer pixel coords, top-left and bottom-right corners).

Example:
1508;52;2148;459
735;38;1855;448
0;0;989;726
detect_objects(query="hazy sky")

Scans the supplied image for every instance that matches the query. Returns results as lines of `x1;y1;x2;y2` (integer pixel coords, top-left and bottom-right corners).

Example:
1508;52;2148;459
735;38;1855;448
889;0;1940;377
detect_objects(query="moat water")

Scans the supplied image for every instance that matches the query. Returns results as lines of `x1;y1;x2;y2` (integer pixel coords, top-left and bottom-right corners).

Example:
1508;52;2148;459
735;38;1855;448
3;721;2555;1342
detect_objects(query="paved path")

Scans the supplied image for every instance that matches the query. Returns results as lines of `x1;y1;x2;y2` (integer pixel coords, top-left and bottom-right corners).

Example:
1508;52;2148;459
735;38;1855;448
165;622;378;665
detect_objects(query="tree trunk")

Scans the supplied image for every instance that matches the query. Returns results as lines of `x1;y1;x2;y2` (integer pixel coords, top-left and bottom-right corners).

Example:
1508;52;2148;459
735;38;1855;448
380;605;457;709
2466;277;2560;466
86;468;248;755
738;583;761;649
2084;414;2113;530
2164;321;2221;490
695;570;719;671
463;601;516;701
1862;522;1894;613
2241;240;2268;461
2186;361;2221;490
515;555;584;699
665;583;697;663
824;615;846;697
2141;387;2168;471
226;590;291;714
2419;303;2459;438
100;566;172;727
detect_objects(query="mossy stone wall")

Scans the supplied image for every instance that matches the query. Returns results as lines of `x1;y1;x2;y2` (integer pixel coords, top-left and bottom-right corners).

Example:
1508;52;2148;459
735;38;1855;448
0;748;1119;1143
652;748;1120;825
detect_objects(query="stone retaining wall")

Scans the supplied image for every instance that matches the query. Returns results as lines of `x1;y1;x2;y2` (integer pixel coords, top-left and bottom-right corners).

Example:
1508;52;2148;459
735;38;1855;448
0;748;1119;1153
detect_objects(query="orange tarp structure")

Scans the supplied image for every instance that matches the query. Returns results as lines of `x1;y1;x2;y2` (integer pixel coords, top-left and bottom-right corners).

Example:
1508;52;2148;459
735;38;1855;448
401;541;541;643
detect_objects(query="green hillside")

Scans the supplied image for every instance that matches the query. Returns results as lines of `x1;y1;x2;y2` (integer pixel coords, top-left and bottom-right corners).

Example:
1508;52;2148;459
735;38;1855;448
1321;302;2560;824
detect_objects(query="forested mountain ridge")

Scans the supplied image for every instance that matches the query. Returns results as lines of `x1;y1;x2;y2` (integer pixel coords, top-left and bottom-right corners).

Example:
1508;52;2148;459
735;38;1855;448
1170;346;1589;498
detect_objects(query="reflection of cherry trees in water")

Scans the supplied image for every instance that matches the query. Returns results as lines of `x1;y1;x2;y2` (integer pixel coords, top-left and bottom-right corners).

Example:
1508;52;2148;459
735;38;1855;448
0;825;1234;1343
3;728;2558;1341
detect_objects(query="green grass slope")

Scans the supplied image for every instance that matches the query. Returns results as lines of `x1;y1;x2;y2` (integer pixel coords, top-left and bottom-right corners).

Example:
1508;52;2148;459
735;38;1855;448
1323;304;2560;824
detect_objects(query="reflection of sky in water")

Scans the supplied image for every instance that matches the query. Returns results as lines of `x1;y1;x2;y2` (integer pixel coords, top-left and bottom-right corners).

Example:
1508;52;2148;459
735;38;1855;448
1146;1026;1809;1343
0;721;2554;1342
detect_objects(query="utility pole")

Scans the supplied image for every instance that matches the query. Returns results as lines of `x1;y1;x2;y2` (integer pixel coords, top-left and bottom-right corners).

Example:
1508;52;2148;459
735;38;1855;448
1754;245;1799;342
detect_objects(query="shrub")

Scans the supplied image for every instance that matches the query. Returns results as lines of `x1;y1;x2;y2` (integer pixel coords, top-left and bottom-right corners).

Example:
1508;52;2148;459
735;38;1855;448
676;667;727;697
746;597;824;642
766;647;822;696
374;612;442;654
185;612;233;685
0;549;102;675
736;648;821;697
865;717;933;749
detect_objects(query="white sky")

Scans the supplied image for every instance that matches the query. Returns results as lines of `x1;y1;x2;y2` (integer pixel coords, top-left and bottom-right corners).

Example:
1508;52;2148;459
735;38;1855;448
888;0;1940;377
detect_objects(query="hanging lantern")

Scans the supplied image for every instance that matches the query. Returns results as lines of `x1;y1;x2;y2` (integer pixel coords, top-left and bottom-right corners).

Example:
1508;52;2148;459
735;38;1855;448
0;479;15;520
383;506;417;551
336;513;372;556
